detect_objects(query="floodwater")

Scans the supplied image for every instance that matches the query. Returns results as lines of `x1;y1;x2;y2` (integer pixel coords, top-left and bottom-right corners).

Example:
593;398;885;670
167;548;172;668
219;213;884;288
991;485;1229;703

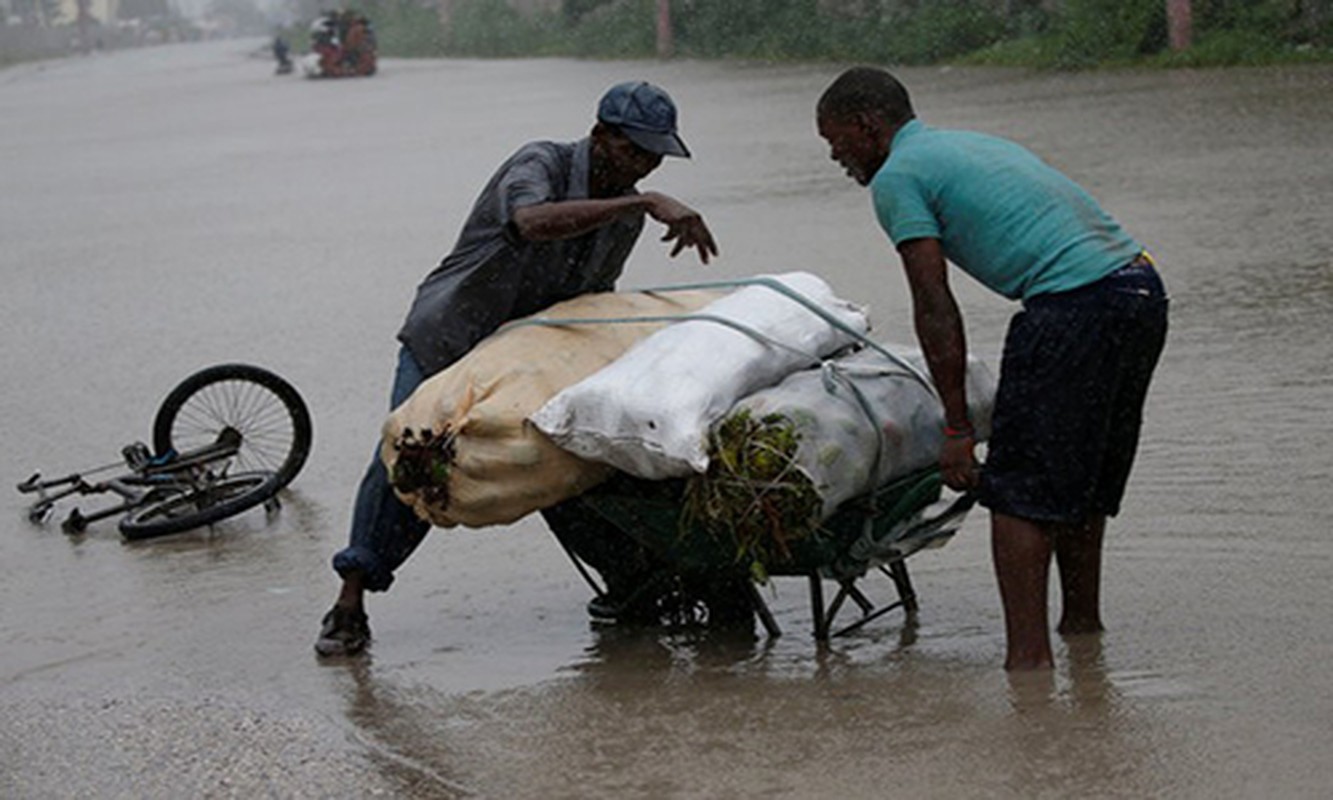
2;39;1332;799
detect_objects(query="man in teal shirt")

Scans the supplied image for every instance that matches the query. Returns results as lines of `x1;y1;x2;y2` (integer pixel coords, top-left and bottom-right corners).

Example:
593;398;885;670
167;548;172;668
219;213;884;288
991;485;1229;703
817;66;1168;670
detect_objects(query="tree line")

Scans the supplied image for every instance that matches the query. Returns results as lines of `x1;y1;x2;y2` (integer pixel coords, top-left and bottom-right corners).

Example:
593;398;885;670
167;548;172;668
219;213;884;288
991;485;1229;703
321;0;1331;66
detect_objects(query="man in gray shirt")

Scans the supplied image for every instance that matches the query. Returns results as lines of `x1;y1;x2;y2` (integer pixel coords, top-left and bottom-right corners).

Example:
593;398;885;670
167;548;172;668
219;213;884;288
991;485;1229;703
317;81;718;657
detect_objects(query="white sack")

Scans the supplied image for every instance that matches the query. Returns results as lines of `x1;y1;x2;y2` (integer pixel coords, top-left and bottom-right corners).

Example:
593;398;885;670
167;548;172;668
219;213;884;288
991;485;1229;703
529;271;871;479
731;344;996;519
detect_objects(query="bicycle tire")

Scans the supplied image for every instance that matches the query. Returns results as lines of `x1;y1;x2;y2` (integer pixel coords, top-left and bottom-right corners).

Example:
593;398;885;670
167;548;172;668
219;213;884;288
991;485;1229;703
118;472;276;540
152;364;312;492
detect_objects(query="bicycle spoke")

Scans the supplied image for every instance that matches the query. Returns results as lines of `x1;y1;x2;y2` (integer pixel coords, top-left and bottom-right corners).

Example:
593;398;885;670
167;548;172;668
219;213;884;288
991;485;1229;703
154;364;311;495
167;380;296;468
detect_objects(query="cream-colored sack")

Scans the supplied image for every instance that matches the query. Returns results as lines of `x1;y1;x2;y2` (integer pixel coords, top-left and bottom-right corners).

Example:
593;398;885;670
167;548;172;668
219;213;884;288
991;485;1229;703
381;289;719;529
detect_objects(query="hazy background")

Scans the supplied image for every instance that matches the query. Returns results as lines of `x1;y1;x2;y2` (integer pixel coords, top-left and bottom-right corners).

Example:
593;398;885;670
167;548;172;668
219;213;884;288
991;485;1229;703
2;40;1331;798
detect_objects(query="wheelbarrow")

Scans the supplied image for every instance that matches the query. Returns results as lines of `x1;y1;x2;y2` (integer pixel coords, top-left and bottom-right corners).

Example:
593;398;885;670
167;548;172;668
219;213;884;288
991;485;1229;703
560;467;977;640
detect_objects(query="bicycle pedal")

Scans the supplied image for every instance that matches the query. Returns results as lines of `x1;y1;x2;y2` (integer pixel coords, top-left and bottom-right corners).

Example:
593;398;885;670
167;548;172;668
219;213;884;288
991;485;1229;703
61;508;88;535
28;505;54;525
122;442;153;471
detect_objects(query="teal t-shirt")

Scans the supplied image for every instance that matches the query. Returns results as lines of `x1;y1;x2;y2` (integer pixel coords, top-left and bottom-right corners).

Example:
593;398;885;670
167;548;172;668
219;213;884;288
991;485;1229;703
871;120;1141;300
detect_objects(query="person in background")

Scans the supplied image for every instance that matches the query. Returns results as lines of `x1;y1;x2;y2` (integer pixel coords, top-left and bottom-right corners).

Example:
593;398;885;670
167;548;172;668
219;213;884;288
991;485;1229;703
816;66;1168;670
316;81;719;657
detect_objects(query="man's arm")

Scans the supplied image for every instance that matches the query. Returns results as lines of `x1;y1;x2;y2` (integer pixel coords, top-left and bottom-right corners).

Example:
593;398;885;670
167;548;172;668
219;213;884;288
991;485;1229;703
512;191;718;264
897;237;978;490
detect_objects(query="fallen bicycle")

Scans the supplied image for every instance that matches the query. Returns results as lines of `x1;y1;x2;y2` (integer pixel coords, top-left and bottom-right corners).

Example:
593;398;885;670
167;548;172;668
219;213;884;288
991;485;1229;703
18;364;312;540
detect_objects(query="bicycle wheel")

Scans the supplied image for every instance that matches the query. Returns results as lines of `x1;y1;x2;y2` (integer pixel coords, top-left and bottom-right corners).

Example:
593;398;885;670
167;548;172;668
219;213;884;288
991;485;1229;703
119;472;276;540
153;364;312;492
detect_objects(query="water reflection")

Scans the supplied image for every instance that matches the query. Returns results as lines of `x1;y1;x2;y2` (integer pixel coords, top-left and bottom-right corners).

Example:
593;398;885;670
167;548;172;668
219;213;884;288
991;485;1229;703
1005;634;1116;711
1061;635;1116;709
573;623;782;678
329;658;475;799
320;602;1192;798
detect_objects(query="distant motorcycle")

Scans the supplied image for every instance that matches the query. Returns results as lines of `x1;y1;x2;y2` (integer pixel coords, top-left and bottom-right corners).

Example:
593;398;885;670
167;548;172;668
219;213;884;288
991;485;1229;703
301;11;377;79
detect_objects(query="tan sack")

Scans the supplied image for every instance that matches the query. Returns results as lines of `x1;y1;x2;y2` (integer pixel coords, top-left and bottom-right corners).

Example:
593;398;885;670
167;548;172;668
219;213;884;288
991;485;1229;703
381;289;720;529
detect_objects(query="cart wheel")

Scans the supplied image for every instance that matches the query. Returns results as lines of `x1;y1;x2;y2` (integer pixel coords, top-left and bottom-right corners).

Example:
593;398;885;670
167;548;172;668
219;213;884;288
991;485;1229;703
655;574;756;631
152;364;312;492
118;472;276;540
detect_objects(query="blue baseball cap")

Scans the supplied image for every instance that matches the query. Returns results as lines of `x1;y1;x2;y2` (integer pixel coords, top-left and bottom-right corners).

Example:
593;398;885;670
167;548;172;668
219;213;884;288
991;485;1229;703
597;81;691;158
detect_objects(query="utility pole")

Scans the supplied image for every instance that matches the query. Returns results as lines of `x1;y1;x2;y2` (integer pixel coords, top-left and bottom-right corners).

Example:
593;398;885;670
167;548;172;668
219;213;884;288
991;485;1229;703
437;0;454;39
656;0;672;58
1167;0;1192;51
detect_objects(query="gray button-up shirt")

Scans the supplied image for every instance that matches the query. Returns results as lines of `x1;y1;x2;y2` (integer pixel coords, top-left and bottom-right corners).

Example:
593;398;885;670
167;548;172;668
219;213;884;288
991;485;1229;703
398;138;645;374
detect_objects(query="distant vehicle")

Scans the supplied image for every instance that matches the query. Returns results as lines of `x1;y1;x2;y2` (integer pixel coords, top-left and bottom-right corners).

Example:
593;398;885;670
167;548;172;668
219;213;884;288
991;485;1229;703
301;10;377;78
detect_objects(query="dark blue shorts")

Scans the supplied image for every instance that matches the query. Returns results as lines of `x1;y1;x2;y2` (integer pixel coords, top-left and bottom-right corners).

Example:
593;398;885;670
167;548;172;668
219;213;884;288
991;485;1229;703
978;257;1169;524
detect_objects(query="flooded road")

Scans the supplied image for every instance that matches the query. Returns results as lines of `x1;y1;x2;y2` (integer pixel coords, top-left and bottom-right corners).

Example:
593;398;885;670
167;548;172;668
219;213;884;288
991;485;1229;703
3;40;1332;798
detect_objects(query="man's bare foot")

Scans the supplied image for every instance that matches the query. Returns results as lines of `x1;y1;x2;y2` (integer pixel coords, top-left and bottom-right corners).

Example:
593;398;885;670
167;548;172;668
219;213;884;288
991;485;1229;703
1057;616;1106;636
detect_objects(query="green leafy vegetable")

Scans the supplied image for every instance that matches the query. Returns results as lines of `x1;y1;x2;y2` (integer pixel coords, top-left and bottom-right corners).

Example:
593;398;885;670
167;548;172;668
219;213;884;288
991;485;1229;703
683;408;822;580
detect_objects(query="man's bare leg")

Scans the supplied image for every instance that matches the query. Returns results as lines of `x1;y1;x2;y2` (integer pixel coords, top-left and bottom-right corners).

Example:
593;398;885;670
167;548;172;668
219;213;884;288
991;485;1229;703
991;512;1055;670
336;571;366;613
1054;515;1106;635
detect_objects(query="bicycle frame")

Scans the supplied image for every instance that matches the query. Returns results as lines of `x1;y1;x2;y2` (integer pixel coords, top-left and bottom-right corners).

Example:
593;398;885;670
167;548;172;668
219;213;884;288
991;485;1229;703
18;428;242;533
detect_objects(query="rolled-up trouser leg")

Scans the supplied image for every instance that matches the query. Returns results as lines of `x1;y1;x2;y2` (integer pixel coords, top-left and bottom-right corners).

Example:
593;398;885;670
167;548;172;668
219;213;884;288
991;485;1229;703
333;453;431;591
331;347;432;592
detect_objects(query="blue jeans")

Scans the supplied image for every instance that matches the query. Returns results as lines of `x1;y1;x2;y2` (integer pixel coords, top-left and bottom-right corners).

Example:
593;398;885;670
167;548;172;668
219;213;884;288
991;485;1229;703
331;347;432;592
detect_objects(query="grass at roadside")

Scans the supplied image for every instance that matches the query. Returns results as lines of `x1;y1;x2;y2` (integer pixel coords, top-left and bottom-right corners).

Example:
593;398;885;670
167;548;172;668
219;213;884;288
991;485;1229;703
962;30;1333;69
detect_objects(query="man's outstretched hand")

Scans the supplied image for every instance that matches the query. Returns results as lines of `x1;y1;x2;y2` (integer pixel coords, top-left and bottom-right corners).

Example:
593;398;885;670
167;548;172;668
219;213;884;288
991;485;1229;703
644;192;719;264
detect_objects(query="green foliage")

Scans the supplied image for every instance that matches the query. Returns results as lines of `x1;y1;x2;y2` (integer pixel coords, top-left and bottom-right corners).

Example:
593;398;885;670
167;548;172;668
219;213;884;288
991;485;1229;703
962;0;1333;69
1169;26;1281;62
674;0;830;59
683;408;823;578
304;0;1333;68
414;0;1007;63
364;0;448;56
448;0;548;55
958;34;1066;67
1004;0;1052;38
388;426;456;510
1195;0;1291;37
560;0;657;58
1047;0;1166;68
884;1;1009;64
665;0;1003;63
1153;27;1330;64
